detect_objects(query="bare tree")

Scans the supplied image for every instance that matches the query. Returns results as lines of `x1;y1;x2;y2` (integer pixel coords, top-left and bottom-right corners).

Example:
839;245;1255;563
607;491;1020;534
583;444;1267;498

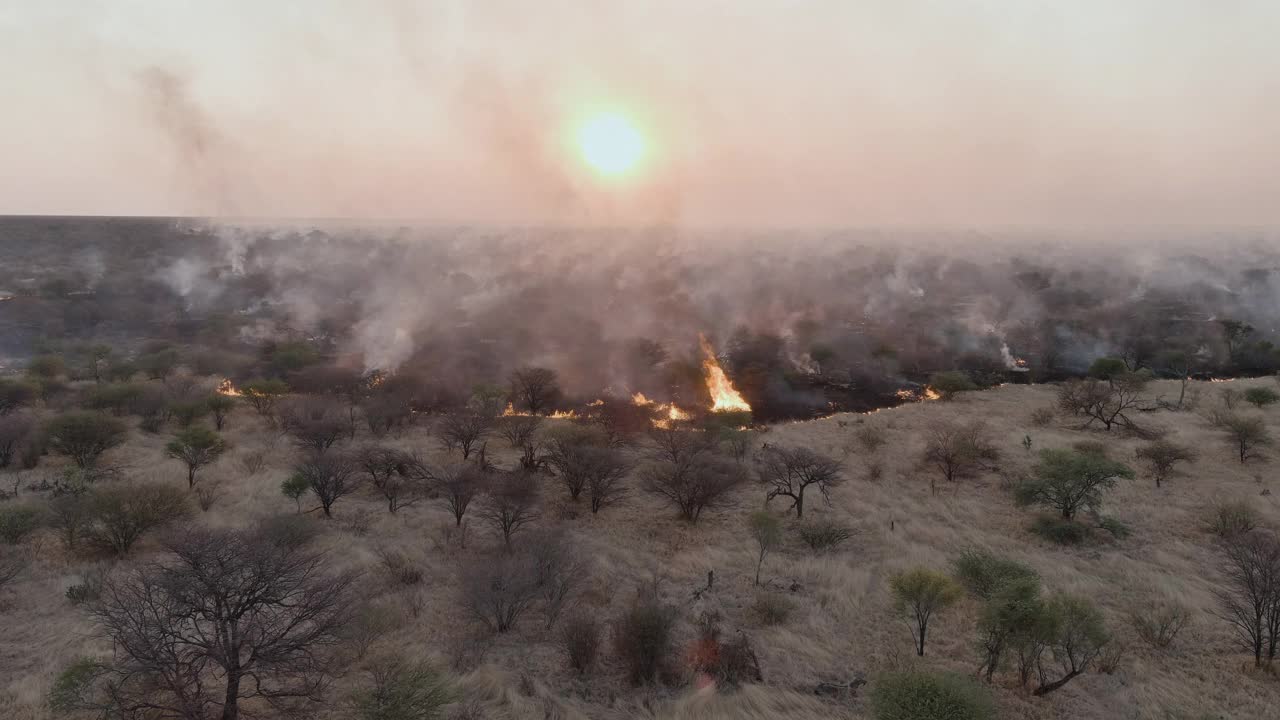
497;415;542;448
281;396;349;453
459;551;541;633
295;451;361;517
921;420;998;494
356;445;418;513
755;445;843;518
648;425;717;466
0;412;34;468
476;471;540;548
432;461;486;527
1134;440;1196;487
510;367;561;414
85;482;192;555
0;546;29;590
68;525;356;720
582;446;631;514
526;530;589;629
1057;374;1147;432
1214;529;1280;667
1221;413;1270;464
437;410;491;460
544;425;610;502
642;455;743;522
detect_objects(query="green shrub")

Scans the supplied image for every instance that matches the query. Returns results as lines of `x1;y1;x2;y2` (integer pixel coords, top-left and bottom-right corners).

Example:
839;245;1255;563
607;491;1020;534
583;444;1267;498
1244;387;1280;409
49;657;109;716
928;371;978;400
798;518;854;552
351;657;452;720
0;503;43;544
1097;517;1131;539
870;671;995;720
952;548;1039;599
1031;516;1089;545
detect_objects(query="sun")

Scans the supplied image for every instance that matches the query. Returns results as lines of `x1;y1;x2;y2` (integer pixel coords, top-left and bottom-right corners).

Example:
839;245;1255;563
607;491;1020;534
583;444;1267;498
576;111;646;177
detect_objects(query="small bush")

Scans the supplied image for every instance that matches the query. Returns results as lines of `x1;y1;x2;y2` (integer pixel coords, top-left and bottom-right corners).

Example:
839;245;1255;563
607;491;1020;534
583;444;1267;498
853;424;888;453
1031;516;1089;545
561;611;602;673
1244;387;1280;409
375;547;424;586
870;671;995;720
1030;407;1055;427
1097;516;1131;539
1207;499;1259;539
65;567;107;605
613;588;678;684
951;548;1038;599
753;592;793;626
928;371;978;400
798;519;855;552
351;657;452;720
0;503;43;544
1131;599;1191;651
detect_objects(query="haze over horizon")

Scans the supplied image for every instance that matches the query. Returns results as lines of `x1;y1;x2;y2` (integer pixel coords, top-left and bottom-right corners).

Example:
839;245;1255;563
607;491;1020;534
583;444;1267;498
3;1;1279;228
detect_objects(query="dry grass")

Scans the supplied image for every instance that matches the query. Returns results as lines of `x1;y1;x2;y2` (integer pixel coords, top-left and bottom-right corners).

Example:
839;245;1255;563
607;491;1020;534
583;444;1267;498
2;378;1280;718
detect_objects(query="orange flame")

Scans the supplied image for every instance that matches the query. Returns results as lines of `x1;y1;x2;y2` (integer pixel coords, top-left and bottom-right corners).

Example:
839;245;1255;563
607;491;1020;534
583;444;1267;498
216;379;242;397
632;391;690;427
699;335;751;413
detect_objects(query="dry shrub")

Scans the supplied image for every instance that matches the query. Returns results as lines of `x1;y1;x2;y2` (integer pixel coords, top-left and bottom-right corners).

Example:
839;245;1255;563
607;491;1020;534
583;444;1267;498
444;629;492;672
853;423;888;453
1095;642;1126;675
340;509;376;537
560;611;602;673
1030;406;1055;427
613;586;678;684
866;460;885;483
375;546;424;586
431;519;470;552
1130;599;1191;651
753;593;793;626
344;604;402;660
798;518;855;552
194;481;220;512
1207;499;1259;539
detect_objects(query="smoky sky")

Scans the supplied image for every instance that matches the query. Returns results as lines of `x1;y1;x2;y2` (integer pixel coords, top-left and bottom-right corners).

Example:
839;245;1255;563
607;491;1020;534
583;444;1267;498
2;1;1279;227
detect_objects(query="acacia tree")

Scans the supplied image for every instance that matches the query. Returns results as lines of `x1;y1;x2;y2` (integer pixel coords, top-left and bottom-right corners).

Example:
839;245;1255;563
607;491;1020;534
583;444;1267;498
356;445;418;513
165;426;227;488
642;455;743;522
1015;448;1134;521
280;396;348;453
240;379;288;419
62;525;356;720
295;451;361;517
1214;529;1280;667
510;367;561;414
45;411;127;469
1032;594;1111;696
921;420;998;494
1134;440;1196;487
582;446;631;514
1057;368;1148;432
890;568;962;656
476;471;540;548
755;446;843;518
437;410;491;460
544;425;610;502
1221;413;1270;464
433;462;485;526
205;393;235;431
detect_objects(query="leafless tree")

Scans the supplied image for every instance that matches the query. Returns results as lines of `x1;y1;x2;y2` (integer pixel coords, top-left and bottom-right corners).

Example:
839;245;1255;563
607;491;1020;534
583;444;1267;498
526;530;589;629
544;425;610;502
921;420;999;494
517;441;549;473
1214;529;1280;667
0;547;29;590
71;525;357;720
497;415;542;448
1134;440;1197;487
356;445;418;512
459;551;541;633
755;445;843;518
280;396;349;453
1057;374;1147;432
437;410;491;460
647;425;717;466
476;471;540;548
581;446;631;514
432;461;486;527
295;451;361;517
510;367;561;414
1220;413;1270;464
642;455;743;522
84;482;192;555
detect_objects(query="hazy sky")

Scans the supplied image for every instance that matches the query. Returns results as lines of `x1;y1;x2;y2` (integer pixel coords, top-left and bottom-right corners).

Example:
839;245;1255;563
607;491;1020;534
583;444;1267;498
2;1;1278;227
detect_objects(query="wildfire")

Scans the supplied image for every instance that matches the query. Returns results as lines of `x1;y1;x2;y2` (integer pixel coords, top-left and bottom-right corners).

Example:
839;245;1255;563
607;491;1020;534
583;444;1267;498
631;391;691;427
216;379;242;397
503;402;578;419
924;387;942;400
699;335;751;413
895;386;942;402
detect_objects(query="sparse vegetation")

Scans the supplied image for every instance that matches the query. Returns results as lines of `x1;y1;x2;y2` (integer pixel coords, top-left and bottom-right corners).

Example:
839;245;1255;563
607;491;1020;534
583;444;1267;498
870;671;995;720
798;517;855;552
890;567;963;656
